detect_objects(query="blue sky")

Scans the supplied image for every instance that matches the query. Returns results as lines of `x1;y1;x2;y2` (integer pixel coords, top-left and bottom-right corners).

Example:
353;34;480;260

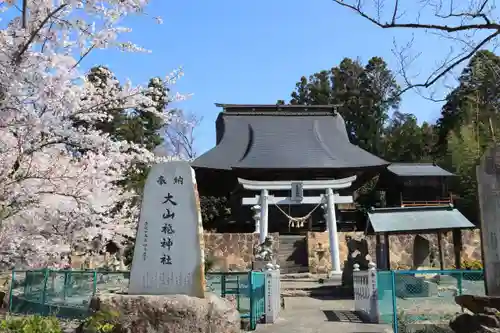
74;1;466;154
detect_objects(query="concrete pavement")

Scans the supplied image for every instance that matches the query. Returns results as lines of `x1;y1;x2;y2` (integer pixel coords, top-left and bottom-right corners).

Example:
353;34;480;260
255;297;391;333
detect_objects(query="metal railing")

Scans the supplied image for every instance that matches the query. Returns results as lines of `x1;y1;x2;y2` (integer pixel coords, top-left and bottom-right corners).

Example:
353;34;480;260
9;269;130;318
400;198;452;207
9;269;271;330
354;266;485;332
205;271;266;330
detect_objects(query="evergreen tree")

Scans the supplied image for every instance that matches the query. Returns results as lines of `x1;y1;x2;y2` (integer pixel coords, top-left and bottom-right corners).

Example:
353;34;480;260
286;57;400;156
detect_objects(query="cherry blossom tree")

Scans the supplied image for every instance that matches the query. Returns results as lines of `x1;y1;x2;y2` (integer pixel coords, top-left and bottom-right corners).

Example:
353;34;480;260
163;109;202;160
0;0;186;269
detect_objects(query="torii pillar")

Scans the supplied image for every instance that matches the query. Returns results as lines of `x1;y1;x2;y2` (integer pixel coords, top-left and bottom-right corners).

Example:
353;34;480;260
238;176;356;276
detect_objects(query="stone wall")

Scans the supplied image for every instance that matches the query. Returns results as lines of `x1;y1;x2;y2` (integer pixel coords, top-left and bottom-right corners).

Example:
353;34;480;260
203;232;279;271
307;231;376;274
70;232;279;272
307;230;482;274
387;230;482;269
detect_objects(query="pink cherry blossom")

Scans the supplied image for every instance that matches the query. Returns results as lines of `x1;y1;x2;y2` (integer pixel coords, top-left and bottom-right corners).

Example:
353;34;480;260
0;0;188;269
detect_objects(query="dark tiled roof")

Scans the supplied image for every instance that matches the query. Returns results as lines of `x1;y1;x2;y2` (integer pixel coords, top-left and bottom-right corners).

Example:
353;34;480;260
368;206;474;233
191;104;389;170
387;163;455;177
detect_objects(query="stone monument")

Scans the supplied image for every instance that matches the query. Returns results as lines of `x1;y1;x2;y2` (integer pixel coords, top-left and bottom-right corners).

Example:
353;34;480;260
477;145;500;296
412;235;431;269
92;161;239;332
129;161;205;297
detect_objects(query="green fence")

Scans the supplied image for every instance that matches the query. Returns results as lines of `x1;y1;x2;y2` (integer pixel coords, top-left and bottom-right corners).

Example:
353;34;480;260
9;269;266;330
377;269;484;333
9;270;130;318
205;271;266;330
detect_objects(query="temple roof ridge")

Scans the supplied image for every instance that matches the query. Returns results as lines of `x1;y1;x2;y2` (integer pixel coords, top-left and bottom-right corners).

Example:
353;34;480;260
192;103;389;170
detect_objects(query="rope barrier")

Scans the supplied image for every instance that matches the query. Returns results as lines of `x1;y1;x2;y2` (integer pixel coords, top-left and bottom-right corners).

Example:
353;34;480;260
273;200;324;228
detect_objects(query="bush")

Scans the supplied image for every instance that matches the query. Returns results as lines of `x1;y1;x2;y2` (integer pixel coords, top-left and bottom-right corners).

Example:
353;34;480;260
397;311;454;333
0;315;62;333
80;310;123;333
395;263;412;270
460;260;483;270
451;260;483;280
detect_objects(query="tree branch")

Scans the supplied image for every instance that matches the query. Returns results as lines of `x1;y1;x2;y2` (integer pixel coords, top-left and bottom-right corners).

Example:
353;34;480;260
332;0;500;94
14;4;67;64
332;0;499;32
21;0;28;29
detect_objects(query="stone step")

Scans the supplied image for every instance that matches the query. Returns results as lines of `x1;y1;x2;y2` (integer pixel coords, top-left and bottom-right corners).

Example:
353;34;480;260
280;269;309;275
278;257;302;262
279;259;307;264
280;268;309;273
278;242;298;246
280;272;316;279
280;273;326;283
280;250;299;254
277;257;307;262
279;245;297;248
279;237;303;241
278;259;307;265
277;254;295;258
278;254;308;260
279;265;309;272
277;254;296;258
278;249;296;253
278;238;305;244
281;285;352;297
279;244;305;249
279;240;304;244
278;247;304;252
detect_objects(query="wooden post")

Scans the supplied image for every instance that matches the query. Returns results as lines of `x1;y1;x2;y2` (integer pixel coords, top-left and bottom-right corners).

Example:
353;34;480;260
375;234;383;269
452;229;462;269
437;232;445;270
384;233;390;269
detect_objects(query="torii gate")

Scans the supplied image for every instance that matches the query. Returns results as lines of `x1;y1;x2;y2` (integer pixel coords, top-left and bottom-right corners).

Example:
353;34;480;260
238;176;356;276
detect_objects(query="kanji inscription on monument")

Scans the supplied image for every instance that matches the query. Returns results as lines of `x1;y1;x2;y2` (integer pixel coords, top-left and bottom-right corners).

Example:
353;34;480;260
129;161;205;297
477;145;500;296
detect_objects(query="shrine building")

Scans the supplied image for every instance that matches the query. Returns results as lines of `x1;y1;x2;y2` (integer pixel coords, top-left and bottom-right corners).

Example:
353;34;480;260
192;104;476;275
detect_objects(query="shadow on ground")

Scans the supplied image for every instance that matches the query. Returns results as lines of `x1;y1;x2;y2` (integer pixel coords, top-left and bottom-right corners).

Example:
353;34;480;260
323;310;372;324
305;285;353;300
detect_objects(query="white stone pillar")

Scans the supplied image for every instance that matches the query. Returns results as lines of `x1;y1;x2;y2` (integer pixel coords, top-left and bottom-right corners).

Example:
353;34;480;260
264;268;281;323
367;262;379;323
321;202;328;231
326;188;341;275
260;189;269;244
251;205;261;233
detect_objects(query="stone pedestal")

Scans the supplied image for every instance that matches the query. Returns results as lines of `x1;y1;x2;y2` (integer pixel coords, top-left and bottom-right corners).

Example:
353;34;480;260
89;293;240;333
252;260;279;271
252;260;269;271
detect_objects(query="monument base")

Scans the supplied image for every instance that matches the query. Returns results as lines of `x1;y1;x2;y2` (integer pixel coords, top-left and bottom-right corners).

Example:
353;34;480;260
252;260;273;271
329;271;343;278
88;292;240;333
